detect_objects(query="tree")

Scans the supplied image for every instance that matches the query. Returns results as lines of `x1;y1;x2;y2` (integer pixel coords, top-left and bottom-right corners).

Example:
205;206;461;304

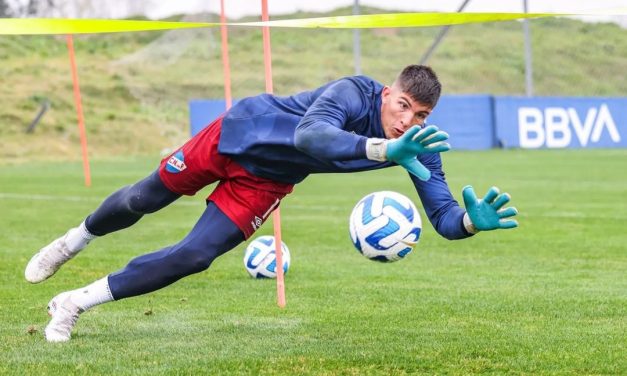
13;0;56;17
0;0;13;17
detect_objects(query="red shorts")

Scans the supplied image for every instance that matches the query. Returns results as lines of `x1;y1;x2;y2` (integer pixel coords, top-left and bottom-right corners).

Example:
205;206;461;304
158;117;294;239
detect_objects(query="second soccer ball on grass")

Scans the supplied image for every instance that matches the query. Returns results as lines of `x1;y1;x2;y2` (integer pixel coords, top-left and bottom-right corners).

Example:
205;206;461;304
243;235;291;278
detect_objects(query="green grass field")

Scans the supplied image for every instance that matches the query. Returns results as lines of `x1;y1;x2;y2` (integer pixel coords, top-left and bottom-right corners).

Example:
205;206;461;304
1;149;626;374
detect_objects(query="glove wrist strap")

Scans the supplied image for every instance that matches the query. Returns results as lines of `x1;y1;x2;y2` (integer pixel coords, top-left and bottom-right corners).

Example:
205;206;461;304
463;212;479;234
366;138;388;162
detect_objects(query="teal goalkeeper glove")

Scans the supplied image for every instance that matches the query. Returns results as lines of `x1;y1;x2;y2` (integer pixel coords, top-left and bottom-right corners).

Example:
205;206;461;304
366;125;450;181
462;185;519;233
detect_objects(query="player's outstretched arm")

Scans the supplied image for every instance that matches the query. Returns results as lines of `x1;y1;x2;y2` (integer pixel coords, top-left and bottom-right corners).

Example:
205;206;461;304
366;125;451;181
462;185;519;233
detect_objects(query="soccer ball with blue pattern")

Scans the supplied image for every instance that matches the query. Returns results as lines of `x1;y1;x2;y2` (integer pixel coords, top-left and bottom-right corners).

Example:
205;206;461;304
349;191;422;262
243;235;291;278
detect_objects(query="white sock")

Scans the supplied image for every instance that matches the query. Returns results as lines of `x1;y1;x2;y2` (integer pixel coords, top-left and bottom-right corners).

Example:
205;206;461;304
65;221;97;253
69;277;114;311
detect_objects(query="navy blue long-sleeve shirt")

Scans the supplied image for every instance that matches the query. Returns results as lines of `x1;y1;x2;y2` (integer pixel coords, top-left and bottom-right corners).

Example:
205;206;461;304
218;76;470;240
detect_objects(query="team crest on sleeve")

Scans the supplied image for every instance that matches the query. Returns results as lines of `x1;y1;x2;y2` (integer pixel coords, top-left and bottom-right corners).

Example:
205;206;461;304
166;150;187;173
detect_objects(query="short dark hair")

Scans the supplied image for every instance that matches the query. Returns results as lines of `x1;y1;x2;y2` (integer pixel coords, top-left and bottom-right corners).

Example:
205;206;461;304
395;65;442;108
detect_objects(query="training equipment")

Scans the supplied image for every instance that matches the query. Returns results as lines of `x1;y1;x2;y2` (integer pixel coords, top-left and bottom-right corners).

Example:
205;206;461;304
243;235;291;278
25;230;78;283
462;185;519;231
349;191;422;262
45;292;82;343
386;125;450;181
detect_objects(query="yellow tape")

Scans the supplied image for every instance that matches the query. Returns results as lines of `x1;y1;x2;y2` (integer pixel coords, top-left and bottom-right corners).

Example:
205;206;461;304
231;12;560;29
0;18;212;35
0;13;566;35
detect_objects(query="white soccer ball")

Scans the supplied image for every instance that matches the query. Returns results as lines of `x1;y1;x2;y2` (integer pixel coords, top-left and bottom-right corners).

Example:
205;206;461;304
243;235;291;278
349;191;422;262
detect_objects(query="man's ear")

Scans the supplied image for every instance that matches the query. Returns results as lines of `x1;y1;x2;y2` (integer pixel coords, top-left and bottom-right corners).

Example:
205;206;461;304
381;86;391;103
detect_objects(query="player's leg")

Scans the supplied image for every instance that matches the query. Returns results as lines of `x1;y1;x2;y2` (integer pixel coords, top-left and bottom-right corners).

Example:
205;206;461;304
44;168;294;342
44;201;244;342
108;202;244;298
25;170;180;284
103;171;294;300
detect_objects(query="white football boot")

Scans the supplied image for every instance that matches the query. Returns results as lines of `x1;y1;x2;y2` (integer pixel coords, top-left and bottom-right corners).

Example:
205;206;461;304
44;292;83;343
25;230;79;283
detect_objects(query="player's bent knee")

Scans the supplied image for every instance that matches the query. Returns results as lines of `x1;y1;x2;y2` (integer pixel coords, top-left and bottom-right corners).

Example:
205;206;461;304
126;187;160;214
188;256;214;274
125;174;179;214
176;247;218;274
163;241;221;275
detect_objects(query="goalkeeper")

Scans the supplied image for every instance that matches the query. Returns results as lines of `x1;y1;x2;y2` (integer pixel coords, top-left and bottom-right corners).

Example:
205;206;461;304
25;65;518;342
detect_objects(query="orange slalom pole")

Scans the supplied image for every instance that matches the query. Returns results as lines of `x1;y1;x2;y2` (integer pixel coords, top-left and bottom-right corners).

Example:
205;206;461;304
261;0;273;95
260;0;285;308
66;34;91;187
220;0;232;109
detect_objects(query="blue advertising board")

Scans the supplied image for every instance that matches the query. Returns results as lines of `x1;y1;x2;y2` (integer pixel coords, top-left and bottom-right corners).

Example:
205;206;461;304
189;99;239;136
427;95;495;150
495;97;627;149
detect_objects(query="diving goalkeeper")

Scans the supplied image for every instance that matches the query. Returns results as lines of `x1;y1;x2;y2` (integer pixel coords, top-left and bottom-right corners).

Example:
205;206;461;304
25;65;518;342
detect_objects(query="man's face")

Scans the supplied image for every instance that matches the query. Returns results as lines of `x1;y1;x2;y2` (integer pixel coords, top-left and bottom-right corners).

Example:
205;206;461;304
380;84;433;139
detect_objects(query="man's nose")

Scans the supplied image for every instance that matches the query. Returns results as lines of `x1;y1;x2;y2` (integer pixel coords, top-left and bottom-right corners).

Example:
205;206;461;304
401;116;413;128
